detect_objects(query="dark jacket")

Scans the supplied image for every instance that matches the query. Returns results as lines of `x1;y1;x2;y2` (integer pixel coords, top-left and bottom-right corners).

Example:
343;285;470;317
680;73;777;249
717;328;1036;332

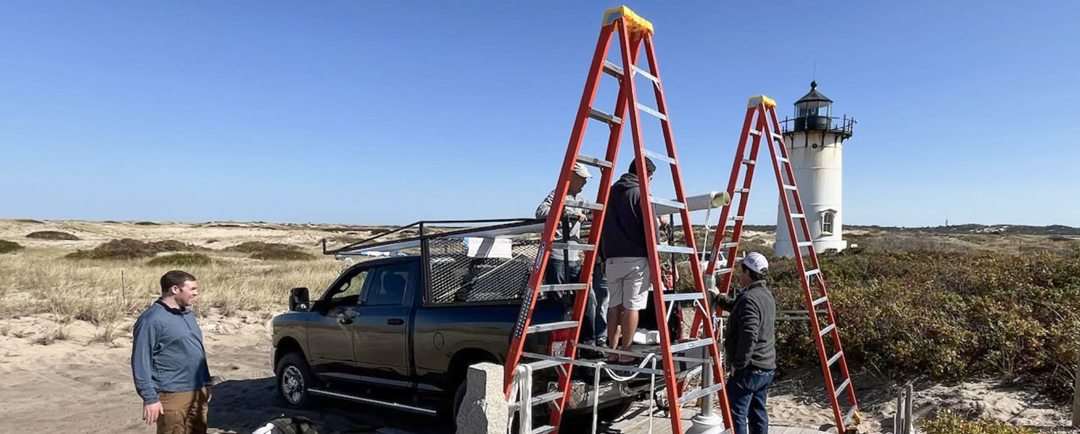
601;173;651;258
715;280;776;371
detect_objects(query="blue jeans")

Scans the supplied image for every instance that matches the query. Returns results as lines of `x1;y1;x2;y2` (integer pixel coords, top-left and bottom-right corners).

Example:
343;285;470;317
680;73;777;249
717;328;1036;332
544;258;581;308
586;261;608;344
727;369;774;434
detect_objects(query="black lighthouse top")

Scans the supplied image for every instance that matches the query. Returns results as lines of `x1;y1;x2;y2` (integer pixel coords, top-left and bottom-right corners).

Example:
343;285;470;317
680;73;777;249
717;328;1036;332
787;81;854;138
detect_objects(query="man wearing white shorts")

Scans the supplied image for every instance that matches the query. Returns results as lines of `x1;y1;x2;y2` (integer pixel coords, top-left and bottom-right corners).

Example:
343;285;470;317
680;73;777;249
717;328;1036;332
601;157;656;363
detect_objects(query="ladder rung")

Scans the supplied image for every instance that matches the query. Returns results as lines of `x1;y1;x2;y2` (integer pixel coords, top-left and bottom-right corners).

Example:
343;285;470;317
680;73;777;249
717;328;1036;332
589;108;622;125
656;244;695;254
734;188;750;194
834;378;851;398
527;320;579;334
643;148;676;165
783;184;798;190
565;199;603;211
524;358;566;371
650;196;685;210
778;157;789;163
715;268;733;276
663;292;705;302
602;60;624;77
819;323;836;337
539;283;588;293
670;338;714;353
719;242;739;249
530;391;564;407
827;351;844;367
677;382;724;405
770;134;784;141
532;426;556;434
798;241;814;247
812;296;828;307
551;242;595;251
742;159;756;165
637;103;668;121
576;154;613;169
729;216;744;221
749;130;762;136
632;65;660;83
790;214;805;219
805;269;821;277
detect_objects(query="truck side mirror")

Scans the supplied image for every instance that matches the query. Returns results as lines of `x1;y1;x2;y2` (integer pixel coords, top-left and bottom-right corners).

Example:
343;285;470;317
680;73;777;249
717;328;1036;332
289;287;310;311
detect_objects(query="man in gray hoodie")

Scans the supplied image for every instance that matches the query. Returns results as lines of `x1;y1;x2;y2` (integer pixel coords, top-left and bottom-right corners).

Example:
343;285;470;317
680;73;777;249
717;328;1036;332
711;252;776;434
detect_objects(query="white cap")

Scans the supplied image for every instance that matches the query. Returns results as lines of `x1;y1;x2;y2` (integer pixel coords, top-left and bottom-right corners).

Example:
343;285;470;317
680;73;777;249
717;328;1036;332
739;252;769;275
573;163;593;179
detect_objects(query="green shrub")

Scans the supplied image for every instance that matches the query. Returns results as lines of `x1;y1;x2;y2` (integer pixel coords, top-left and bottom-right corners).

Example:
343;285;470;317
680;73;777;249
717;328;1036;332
67;239;201;260
250;250;315;261
26;231;80;241
767;250;1080;400
0;240;24;254
147;253;213;267
922;411;1036;434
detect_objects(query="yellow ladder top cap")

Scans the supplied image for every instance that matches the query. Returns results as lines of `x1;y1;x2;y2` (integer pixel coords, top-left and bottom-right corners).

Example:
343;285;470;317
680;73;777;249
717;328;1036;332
602;6;654;35
748;95;777;108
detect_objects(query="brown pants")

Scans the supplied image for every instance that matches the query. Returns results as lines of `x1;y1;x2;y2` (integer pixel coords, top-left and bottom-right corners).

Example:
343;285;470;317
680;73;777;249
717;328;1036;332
157;387;209;434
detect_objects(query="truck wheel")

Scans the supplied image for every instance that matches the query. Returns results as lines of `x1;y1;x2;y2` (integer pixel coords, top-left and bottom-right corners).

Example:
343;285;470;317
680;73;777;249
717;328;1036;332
276;352;315;409
451;381;467;425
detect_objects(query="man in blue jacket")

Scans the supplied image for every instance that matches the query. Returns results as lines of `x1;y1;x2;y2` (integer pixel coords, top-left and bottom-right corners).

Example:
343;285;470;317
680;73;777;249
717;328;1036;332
132;270;213;434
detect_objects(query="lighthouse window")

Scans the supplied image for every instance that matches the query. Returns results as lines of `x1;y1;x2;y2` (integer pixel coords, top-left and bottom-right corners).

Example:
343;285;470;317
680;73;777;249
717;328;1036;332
821;211;835;235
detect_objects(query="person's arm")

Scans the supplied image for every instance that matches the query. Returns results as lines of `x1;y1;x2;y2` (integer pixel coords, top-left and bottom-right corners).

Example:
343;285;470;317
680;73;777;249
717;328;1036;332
710;290;737;312
731;299;762;370
536;190;555;219
131;314;164;423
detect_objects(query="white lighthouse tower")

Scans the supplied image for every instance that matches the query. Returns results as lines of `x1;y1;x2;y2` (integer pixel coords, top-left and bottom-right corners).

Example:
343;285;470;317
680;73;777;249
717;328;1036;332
774;81;855;258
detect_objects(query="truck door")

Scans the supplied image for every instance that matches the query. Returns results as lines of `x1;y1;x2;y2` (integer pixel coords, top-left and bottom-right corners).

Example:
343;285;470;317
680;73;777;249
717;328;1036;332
307;266;369;375
352;260;417;386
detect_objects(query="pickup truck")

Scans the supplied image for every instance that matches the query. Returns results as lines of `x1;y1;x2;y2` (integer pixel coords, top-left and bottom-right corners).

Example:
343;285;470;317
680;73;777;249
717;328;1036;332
270;220;647;423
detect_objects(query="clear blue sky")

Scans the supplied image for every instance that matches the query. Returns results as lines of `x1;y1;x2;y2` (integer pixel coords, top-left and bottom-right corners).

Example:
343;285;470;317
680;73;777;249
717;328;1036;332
2;1;1077;227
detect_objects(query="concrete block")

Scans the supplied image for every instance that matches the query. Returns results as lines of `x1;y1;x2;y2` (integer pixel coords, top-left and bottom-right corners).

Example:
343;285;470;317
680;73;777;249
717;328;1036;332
456;362;508;434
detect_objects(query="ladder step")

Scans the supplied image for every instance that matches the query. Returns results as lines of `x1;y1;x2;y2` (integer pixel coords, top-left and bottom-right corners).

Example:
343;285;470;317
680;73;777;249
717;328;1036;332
565;199;603;211
719;242;739;249
589;108;622;125
524;358;566;371
827;351;844;367
602;60;624;77
576;154;613;169
670;338;714;353
677;382;724;405
650;196;685;210
663;292;705;302
530;391;564;407
734;188;750;194
819;323;836;337
656;244;695;254
778;157;789;163
716;268;733;276
812;295;828;307
539;283;588;293
749;130;762;136
783;184;798;190
791;214;805;219
527;321;579;334
742;159;756;165
632;65;660;84
805;269;821;278
637;103;668;121
532;426;556;434
551;242;595;251
771;134;784;141
834;378;851;398
643;148;676;165
798;241;814;247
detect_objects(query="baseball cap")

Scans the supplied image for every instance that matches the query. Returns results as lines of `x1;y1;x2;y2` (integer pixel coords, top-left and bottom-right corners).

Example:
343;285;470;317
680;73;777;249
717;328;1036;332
573;163;593;178
738;252;769;275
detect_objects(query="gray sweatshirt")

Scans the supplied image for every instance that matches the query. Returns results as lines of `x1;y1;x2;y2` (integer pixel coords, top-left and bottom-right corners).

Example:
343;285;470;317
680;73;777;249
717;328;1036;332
535;189;587;261
131;301;212;405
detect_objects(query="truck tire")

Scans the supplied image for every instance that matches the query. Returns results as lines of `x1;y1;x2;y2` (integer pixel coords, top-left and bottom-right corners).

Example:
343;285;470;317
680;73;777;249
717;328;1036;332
276;352;315;409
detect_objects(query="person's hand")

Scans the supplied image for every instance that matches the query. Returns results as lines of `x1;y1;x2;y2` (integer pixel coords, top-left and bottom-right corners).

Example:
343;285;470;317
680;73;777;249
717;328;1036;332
143;402;164;425
206;385;212;403
577;212;587;222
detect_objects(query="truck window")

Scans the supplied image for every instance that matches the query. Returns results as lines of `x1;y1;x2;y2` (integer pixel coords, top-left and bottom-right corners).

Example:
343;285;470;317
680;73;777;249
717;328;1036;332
329;269;368;307
363;263;415;306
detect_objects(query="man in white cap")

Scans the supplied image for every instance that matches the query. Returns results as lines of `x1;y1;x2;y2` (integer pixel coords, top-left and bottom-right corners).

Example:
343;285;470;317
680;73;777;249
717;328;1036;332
710;251;776;434
535;163;593;304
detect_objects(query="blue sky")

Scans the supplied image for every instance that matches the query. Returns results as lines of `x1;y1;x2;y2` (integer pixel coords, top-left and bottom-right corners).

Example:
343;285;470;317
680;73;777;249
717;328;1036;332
1;1;1077;227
